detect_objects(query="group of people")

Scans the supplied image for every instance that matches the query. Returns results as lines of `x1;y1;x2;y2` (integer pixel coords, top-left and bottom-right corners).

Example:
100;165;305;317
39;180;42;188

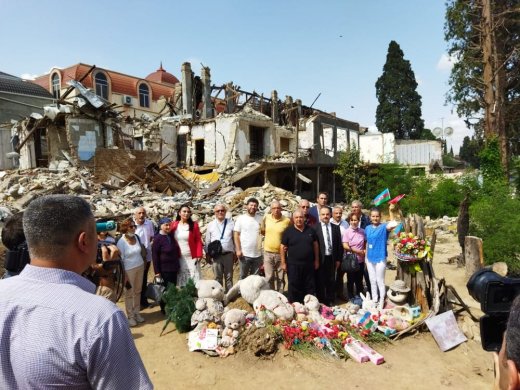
3;194;520;389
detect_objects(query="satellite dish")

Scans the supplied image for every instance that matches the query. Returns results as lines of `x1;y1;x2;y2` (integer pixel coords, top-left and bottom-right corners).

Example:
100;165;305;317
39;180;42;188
432;127;442;137
444;127;454;136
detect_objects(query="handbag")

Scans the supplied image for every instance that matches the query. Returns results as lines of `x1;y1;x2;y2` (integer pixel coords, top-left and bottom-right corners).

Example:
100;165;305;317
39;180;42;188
341;252;360;273
135;234;148;262
207;219;228;259
146;276;165;305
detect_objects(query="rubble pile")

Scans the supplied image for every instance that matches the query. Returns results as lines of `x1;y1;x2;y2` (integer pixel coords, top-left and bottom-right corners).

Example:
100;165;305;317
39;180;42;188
0;169;303;236
0;167;460;240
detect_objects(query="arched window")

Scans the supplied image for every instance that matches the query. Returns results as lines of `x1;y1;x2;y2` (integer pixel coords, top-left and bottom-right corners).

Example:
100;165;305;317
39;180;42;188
139;83;150;108
94;72;109;99
51;73;60;99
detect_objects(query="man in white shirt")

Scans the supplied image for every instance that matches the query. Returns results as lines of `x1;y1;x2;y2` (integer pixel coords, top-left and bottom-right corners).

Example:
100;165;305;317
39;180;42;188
133;207;155;308
0;194;152;389
234;198;263;280
205;203;235;292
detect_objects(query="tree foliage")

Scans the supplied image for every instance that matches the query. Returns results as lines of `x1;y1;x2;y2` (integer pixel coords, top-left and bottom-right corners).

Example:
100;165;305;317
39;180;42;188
375;41;425;139
445;0;520;171
459;135;483;168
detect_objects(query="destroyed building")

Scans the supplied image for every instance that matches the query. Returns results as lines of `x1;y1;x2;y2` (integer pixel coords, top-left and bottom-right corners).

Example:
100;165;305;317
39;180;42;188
5;61;361;201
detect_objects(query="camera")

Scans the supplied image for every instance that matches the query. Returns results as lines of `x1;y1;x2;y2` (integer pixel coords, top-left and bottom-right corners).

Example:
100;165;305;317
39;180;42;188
467;268;520;352
4;241;30;274
96;220;116;233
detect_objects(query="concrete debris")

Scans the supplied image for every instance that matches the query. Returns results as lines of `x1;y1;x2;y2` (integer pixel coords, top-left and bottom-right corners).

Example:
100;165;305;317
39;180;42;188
0;166;461;242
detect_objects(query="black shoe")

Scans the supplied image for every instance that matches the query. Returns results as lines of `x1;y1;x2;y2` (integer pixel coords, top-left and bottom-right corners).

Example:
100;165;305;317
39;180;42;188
140;303;150;310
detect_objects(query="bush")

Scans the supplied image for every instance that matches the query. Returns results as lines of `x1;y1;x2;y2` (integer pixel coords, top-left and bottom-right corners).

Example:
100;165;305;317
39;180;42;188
469;185;520;272
404;176;465;218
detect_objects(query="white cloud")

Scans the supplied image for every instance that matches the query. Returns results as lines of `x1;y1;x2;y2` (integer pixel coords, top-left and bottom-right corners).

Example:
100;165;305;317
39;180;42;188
20;73;38;80
436;53;457;72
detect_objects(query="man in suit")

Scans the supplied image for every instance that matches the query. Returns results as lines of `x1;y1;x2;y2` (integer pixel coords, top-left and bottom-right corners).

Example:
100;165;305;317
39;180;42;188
313;206;343;306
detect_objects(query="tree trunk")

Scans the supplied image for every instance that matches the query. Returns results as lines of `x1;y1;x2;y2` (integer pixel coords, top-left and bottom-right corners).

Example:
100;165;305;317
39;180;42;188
481;0;508;173
464;236;483;278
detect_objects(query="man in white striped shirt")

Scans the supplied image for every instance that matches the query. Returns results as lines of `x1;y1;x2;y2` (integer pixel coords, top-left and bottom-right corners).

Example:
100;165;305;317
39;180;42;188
0;195;152;389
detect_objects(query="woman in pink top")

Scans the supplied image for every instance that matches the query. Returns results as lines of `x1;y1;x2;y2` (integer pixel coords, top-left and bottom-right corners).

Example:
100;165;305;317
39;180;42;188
342;213;366;300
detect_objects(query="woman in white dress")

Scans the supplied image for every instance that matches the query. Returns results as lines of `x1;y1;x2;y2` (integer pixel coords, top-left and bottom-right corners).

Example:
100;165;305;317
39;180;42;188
170;204;203;286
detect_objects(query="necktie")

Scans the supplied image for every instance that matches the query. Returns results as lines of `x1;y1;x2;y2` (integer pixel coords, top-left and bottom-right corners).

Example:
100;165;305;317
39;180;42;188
325;223;332;254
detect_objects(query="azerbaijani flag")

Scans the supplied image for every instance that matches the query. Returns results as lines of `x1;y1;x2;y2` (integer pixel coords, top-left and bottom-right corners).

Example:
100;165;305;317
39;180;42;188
389;194;406;204
372;188;391;206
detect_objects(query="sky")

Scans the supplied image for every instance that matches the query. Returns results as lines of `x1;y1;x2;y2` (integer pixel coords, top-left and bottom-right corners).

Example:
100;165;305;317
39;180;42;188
0;0;471;153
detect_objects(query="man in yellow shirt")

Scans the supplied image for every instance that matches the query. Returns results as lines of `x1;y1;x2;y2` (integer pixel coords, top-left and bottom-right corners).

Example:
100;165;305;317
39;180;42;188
261;200;291;292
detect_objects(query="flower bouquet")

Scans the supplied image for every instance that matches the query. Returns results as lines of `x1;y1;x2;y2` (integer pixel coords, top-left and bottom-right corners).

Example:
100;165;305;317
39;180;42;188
392;232;431;262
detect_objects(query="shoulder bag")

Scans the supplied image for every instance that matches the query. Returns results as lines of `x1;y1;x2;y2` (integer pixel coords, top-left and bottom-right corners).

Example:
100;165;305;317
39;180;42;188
207;219;228;259
341;251;360;273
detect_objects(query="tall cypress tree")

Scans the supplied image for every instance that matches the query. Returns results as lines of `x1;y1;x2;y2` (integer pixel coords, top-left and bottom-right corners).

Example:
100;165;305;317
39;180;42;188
375;41;425;139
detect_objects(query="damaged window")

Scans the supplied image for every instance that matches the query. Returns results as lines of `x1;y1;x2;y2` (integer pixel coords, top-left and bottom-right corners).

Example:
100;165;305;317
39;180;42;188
194;139;204;166
94;72;109;100
139;84;150;108
250;126;266;160
51;73;60;99
177;134;187;167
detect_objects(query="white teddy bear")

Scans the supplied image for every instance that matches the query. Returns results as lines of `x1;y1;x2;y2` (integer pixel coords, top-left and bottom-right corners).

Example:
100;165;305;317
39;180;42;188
220;309;248;347
253;290;295;326
303;294;324;324
191;280;225;328
225;275;269;305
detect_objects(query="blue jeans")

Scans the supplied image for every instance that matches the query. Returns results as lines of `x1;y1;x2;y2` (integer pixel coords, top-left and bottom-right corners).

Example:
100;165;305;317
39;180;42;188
239;256;262;280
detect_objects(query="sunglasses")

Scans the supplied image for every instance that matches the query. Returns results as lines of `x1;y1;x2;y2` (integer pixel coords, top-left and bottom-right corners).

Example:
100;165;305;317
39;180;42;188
129;225;137;228
215;209;226;213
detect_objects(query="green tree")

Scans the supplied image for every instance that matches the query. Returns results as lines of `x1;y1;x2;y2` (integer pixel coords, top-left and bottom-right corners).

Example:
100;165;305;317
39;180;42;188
334;147;369;204
445;0;520;172
419;128;437;140
375;41;425;139
459;135;482;168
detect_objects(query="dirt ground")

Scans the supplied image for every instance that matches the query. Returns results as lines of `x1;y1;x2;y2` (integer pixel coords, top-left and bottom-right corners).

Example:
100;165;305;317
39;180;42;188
129;231;494;390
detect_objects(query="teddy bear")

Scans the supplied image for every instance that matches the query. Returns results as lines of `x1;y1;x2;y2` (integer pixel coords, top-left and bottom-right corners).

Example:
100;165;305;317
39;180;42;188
253;290;295;326
303;295;324;323
220;308;248;348
225;275;269;305
191;280;225;329
292;302;309;321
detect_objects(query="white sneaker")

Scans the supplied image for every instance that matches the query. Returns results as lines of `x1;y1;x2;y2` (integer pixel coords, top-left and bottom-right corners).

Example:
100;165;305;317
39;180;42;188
135;314;145;323
128;318;137;327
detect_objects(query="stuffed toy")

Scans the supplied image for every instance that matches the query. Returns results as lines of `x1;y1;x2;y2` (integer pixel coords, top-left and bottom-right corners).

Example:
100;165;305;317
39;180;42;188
360;292;379;312
220;309;248;347
225;275;269;305
293;302;309;321
386;280;410;308
191;280;225;328
253;290;294;326
303;295;324;323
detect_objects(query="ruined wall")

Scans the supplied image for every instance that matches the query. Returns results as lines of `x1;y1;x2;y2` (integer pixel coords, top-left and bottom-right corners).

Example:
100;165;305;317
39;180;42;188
66;117;104;166
160;122;177;165
190;121;218;167
359;132;396;163
46;123;70;162
94;148;161;182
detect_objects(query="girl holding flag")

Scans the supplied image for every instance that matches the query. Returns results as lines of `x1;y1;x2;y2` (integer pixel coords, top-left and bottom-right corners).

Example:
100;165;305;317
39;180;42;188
365;203;398;309
363;189;404;308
